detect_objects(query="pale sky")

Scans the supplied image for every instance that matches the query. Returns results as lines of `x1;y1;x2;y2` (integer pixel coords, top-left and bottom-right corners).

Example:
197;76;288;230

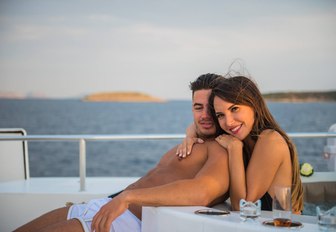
0;0;335;100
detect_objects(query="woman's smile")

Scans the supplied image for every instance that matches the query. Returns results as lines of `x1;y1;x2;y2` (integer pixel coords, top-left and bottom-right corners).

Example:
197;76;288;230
228;124;242;135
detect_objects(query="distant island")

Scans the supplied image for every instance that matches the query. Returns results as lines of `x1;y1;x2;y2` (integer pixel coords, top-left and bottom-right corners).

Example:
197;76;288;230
262;91;336;102
83;91;165;102
1;90;335;102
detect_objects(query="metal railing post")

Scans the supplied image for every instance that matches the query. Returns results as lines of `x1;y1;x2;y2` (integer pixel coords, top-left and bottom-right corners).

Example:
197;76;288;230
79;139;86;191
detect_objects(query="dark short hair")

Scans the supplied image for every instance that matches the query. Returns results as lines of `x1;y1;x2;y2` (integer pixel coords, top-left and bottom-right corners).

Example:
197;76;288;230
189;73;223;95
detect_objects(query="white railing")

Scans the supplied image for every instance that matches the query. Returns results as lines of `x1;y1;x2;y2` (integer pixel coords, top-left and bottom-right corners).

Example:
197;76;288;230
1;132;336;191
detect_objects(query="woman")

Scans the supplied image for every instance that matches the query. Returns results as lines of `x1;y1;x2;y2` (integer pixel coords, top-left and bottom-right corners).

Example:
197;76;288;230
179;75;303;213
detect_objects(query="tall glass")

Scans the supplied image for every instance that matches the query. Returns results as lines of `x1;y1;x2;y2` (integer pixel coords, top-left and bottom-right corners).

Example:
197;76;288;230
272;186;292;227
317;205;336;231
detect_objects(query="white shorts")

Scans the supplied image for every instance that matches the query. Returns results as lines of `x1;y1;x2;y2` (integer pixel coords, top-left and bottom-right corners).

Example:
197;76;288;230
67;198;141;232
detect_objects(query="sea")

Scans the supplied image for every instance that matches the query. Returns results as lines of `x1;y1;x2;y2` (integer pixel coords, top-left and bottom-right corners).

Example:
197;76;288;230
1;99;336;215
1;99;335;178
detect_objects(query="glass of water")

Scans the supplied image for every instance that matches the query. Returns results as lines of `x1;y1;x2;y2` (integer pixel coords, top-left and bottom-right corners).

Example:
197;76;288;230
239;199;261;221
317;205;336;231
272;186;292;227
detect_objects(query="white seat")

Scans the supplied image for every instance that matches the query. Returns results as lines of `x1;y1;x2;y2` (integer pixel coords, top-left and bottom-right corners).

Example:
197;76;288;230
0;128;29;181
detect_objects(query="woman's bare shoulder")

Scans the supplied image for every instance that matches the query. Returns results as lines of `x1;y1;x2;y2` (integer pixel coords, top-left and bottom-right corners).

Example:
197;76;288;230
259;129;286;144
255;129;289;160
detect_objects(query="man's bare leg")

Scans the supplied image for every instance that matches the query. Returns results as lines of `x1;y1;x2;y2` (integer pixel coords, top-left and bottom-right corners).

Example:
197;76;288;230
13;207;78;232
35;219;83;232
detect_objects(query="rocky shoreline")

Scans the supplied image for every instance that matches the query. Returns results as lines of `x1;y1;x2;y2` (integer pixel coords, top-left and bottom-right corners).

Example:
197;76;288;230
83;91;165;102
263;91;336;102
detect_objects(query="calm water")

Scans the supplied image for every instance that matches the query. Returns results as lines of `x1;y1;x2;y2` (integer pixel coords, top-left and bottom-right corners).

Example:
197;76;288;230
0;99;335;178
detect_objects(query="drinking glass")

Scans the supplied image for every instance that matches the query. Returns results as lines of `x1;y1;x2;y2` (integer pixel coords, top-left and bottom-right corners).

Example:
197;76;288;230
272;186;292;227
240;199;261;221
317;205;336;231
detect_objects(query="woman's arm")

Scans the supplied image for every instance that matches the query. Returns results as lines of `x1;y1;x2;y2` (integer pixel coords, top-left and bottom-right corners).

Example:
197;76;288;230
216;134;245;210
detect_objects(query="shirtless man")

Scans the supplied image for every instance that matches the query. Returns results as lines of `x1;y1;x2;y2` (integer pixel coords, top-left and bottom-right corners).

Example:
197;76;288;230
14;73;228;232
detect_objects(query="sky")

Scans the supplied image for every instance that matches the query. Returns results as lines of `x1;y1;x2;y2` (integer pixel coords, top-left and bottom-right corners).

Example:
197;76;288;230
0;0;335;100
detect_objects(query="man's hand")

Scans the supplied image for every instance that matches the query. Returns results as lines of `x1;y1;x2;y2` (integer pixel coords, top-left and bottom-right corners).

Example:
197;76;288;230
91;193;129;232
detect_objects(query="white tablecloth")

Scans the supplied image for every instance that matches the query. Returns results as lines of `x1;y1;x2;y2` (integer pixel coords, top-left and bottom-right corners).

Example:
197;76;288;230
142;206;319;232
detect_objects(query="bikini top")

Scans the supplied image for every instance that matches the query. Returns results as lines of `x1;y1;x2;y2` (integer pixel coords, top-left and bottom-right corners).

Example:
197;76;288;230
260;192;273;211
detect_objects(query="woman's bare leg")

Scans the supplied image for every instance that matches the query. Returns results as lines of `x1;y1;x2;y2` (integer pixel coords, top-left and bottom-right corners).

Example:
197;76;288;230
13;206;71;232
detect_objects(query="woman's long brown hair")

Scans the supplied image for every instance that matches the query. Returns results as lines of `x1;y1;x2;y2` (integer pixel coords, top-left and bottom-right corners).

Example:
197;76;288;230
209;75;303;212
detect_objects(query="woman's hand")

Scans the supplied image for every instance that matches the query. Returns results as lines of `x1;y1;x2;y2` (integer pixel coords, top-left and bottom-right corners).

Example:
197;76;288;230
215;134;243;151
176;137;204;159
91;193;129;232
176;122;204;159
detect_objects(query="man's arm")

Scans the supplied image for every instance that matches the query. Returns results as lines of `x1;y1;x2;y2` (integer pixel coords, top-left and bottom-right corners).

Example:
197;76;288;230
91;141;229;232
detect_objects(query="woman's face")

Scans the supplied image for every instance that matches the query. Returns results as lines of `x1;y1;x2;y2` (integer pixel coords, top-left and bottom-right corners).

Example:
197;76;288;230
213;96;255;140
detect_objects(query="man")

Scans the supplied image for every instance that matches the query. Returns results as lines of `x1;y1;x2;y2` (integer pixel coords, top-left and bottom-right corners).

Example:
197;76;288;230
14;73;228;232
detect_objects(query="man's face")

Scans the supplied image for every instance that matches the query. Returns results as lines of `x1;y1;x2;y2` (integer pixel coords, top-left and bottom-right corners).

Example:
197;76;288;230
192;89;216;138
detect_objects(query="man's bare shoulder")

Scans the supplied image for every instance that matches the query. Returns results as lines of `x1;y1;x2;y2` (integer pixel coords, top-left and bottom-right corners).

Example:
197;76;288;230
202;139;219;146
203;140;228;157
159;143;207;164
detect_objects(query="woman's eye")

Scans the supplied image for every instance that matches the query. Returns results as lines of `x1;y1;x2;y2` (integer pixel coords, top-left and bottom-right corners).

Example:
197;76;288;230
231;106;239;112
216;113;224;119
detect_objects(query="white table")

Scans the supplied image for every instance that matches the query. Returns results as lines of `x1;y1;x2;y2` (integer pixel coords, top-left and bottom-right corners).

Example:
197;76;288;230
142;206;319;232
